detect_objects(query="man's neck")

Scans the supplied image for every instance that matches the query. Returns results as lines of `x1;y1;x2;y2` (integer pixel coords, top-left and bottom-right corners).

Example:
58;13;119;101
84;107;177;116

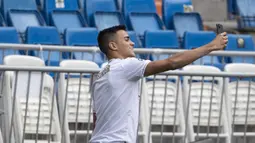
107;55;126;61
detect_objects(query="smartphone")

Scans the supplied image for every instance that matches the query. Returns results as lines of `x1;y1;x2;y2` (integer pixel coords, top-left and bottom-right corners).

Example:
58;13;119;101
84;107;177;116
216;24;224;34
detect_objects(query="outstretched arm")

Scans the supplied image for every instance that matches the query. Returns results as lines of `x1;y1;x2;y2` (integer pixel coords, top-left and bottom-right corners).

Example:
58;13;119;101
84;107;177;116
144;32;228;76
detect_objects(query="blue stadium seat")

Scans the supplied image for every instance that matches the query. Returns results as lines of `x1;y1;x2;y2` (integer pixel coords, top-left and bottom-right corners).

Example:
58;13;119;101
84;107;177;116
64;28;105;66
145;30;179;61
85;0;124;30
173;12;203;38
7;10;45;34
225;34;255;63
236;0;255;29
162;0;192;29
122;0;157;18
42;0;86;34
94;12;126;31
43;0;79;23
50;10;87;34
1;0;38;19
25;27;64;66
122;0;163;32
1;0;45;34
129;13;164;37
183;31;223;69
0;27;21;64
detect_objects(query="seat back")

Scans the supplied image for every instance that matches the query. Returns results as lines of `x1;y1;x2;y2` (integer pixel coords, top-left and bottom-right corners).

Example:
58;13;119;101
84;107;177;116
0;27;21;64
225;34;255;63
43;0;79;24
85;0;118;26
144;75;186;142
183;31;221;67
144;30;179;61
183;65;229;142
58;60;99;143
2;55;61;143
25;27;62;66
64;28;104;66
7;10;45;34
50;10;86;34
1;0;37;19
224;63;255;136
94;11;126;31
173;12;203;38
129;13;164;37
122;0;157;19
162;0;192;29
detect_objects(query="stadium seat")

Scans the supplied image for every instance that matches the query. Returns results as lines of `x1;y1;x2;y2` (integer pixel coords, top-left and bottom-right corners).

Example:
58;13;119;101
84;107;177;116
122;0;157;18
0;27;22;64
144;74;186;143
122;0;164;35
50;10;87;34
43;0;87;33
64;28;105;66
85;0;125;30
25;27;65;66
173;12;203;38
224;63;255;143
144;30;179;61
236;0;255;29
1;0;38;19
1;55;61;143
7;10;45;35
225;34;255;64
58;60;100;143
43;0;79;23
1;0;45;35
94;12;126;31
183;31;223;69
162;0;192;29
129;13;164;37
182;65;230;143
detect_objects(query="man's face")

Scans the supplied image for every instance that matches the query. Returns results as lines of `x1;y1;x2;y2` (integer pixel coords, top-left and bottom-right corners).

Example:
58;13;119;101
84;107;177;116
114;30;135;58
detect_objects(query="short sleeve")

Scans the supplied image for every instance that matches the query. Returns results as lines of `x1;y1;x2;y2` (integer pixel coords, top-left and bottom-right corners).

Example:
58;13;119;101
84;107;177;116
121;57;151;81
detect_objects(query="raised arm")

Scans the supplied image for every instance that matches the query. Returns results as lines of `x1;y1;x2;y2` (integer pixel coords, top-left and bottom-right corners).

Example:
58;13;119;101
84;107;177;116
144;32;228;76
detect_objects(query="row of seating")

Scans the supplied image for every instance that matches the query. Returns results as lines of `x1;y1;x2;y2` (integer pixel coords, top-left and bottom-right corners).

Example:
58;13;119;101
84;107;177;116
1;55;255;143
0;26;254;68
0;0;204;40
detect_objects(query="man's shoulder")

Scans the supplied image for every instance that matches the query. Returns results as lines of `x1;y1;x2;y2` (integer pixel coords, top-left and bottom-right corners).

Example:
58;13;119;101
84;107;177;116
120;57;145;64
96;64;110;80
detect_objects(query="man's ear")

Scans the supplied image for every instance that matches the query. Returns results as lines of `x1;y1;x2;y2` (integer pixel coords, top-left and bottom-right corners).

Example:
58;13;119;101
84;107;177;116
108;41;118;51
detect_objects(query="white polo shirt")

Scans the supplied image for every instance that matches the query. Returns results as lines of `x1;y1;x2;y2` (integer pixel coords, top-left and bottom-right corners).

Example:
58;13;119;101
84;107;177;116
90;57;151;143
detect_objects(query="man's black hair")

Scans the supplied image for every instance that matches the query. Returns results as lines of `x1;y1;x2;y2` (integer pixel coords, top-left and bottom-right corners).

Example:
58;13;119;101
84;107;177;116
97;25;126;55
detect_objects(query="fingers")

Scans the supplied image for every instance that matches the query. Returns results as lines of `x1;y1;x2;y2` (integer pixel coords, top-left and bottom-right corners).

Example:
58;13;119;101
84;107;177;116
220;32;227;36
